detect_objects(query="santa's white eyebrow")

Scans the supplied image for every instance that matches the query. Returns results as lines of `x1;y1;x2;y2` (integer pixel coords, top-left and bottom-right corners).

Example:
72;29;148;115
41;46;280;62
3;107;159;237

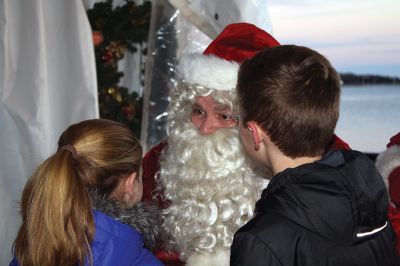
214;105;231;112
191;104;202;109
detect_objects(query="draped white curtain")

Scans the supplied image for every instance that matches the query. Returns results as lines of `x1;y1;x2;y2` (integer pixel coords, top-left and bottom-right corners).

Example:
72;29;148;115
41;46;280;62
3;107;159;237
0;0;98;263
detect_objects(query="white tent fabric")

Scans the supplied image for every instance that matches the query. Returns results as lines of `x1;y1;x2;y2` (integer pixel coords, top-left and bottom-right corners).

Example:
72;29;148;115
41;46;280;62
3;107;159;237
0;0;98;263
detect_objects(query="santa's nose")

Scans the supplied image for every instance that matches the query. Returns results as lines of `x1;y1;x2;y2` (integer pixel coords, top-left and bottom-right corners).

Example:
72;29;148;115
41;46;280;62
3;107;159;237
198;115;224;135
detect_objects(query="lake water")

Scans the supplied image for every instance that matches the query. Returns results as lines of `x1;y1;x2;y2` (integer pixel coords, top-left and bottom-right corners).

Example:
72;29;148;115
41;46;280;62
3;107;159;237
336;84;400;154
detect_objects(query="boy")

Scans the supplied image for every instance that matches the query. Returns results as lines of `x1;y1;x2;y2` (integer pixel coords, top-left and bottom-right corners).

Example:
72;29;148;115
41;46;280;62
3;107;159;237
231;45;400;266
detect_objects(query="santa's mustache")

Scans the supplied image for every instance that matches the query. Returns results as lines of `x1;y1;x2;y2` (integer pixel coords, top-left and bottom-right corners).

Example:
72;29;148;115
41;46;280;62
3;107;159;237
166;124;246;175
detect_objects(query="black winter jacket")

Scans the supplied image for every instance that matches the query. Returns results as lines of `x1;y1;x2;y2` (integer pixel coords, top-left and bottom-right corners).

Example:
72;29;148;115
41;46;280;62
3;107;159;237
231;150;400;266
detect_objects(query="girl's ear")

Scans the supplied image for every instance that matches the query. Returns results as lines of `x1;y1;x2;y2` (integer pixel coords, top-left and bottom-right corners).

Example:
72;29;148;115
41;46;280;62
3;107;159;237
246;121;263;151
124;171;138;197
121;171;141;207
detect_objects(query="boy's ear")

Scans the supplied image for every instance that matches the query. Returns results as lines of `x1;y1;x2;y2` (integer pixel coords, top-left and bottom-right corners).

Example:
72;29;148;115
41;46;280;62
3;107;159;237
246;121;263;151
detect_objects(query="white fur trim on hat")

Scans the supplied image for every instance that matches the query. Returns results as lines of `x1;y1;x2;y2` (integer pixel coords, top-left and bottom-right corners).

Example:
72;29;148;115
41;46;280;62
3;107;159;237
178;54;239;91
185;249;230;266
376;145;400;189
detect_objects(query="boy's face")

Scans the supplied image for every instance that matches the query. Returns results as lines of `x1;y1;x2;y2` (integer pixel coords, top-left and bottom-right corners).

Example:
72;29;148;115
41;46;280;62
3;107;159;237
190;95;238;135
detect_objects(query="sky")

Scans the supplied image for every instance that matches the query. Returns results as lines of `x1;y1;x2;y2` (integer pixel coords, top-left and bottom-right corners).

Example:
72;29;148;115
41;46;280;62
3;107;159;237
267;0;400;78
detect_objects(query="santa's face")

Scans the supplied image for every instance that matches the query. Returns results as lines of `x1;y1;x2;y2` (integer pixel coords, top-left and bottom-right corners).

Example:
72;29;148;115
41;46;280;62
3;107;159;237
190;95;238;135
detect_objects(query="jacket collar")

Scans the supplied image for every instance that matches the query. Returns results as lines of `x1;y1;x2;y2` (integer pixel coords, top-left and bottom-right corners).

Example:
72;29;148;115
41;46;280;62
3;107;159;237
90;191;162;250
262;149;345;196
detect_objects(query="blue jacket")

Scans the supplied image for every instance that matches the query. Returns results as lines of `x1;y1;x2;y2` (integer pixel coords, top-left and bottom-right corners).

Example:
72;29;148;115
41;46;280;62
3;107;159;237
10;210;163;266
90;210;162;265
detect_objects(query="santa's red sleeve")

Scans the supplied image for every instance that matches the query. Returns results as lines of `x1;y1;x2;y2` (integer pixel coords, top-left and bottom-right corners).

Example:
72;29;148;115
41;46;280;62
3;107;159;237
142;141;166;204
329;134;351;150
388;205;400;255
376;132;400;255
141;141;184;266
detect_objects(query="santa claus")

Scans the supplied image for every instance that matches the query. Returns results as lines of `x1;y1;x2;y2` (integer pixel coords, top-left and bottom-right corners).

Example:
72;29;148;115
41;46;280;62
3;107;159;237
142;23;350;266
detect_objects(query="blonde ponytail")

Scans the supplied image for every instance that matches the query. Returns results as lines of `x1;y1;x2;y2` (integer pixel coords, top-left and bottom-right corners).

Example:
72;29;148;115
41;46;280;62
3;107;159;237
14;149;94;266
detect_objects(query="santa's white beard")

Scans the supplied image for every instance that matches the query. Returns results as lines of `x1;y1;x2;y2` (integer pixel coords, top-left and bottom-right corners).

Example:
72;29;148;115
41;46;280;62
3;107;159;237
157;123;265;261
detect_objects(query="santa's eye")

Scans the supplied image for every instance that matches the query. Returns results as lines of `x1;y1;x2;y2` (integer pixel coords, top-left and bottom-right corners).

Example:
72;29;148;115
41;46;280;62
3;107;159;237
220;113;232;120
217;113;239;124
191;107;204;116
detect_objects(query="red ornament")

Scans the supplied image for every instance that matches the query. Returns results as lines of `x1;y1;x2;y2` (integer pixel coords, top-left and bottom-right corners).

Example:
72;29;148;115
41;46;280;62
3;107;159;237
92;31;104;46
122;105;135;120
101;51;113;64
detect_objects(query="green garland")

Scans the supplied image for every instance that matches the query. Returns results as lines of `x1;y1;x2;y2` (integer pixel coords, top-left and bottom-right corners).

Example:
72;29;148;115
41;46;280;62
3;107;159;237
87;0;151;137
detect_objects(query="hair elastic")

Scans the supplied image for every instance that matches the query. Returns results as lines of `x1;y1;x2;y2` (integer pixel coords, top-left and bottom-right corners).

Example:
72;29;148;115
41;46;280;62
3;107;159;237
61;145;77;159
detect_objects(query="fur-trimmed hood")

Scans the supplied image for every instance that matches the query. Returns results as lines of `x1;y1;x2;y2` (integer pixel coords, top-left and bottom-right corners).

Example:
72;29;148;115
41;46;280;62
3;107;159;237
90;192;162;250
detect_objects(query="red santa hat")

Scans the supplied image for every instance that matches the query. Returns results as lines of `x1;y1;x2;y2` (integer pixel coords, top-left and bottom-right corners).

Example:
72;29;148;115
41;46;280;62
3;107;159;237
177;23;280;91
376;132;400;206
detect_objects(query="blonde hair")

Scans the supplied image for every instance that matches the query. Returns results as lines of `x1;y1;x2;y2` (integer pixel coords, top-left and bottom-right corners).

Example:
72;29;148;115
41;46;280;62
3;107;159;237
13;119;142;266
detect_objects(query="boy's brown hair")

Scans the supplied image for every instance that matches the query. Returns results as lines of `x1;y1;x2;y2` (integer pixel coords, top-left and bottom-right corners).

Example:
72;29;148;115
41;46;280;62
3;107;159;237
237;45;341;158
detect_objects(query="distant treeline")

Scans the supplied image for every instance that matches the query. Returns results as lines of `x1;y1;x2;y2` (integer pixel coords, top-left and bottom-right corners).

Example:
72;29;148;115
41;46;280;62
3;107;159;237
339;73;400;85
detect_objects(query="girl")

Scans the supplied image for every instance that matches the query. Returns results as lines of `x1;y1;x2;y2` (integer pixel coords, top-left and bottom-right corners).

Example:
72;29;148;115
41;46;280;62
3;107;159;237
10;119;163;266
